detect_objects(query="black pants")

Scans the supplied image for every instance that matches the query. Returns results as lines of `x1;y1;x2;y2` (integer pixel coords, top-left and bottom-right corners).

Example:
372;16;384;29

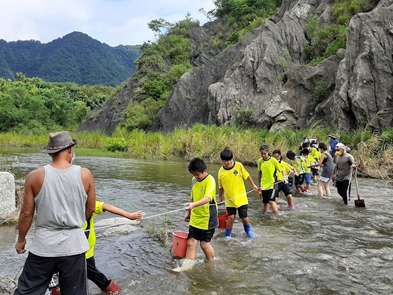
336;179;351;205
87;256;111;290
14;252;87;295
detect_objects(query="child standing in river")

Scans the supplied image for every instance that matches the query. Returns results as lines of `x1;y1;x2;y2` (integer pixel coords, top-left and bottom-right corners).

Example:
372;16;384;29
257;145;282;213
218;148;258;238
184;158;218;260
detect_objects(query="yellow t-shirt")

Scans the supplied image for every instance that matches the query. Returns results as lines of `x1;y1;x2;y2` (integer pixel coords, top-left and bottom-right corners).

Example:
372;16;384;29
257;157;282;190
303;155;316;173
310;147;321;160
290;156;306;174
280;161;294;179
85;201;105;259
218;161;249;208
190;174;218;230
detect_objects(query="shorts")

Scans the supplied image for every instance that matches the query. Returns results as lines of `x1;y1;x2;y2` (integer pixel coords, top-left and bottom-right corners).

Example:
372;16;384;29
311;168;319;176
288;176;294;187
319;176;331;183
261;189;276;204
305;172;312;184
294;174;305;186
275;182;292;197
188;225;215;242
227;205;248;219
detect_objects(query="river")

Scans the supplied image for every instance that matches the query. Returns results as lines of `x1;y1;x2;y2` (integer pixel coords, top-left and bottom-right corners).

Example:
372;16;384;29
0;148;393;295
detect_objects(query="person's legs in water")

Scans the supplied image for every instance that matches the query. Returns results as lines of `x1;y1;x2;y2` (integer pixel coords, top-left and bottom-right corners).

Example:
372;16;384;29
336;180;349;205
225;207;236;237
239;205;256;238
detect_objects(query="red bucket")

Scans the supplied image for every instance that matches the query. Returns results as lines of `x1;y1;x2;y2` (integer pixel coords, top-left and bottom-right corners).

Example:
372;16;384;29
172;231;188;258
218;211;228;229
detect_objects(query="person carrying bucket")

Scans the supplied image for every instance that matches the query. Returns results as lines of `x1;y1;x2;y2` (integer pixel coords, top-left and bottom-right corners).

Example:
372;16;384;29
184;158;218;260
218;148;258;238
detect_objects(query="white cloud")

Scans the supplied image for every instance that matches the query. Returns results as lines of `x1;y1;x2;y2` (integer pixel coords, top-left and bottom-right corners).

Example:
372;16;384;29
0;0;216;46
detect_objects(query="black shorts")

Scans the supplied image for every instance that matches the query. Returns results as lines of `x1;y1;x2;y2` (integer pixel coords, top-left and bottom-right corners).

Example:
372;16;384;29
311;168;319;176
15;252;87;295
188;225;215;242
261;189;276;204
275;182;292;197
227;205;248;219
295;174;305;186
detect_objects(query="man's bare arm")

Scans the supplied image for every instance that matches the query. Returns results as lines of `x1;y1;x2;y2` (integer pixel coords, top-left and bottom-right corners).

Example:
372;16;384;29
81;168;96;220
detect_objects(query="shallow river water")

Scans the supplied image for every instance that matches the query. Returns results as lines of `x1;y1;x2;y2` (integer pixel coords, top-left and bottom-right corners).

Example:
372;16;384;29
1;148;393;295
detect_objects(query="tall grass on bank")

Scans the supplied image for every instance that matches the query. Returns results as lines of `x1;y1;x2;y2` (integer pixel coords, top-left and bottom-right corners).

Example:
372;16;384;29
1;125;392;179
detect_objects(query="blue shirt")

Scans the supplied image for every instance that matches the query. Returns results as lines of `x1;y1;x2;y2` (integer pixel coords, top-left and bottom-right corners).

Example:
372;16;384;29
329;139;339;155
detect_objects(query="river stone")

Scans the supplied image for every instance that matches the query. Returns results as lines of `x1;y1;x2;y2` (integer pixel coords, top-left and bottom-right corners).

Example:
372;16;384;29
94;217;140;237
0;172;15;218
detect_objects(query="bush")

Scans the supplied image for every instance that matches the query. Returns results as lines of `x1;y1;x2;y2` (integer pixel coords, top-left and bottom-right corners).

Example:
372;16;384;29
234;108;257;129
312;81;333;105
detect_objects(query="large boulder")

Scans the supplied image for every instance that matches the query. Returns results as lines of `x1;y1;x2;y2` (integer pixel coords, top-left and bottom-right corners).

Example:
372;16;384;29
0;172;16;218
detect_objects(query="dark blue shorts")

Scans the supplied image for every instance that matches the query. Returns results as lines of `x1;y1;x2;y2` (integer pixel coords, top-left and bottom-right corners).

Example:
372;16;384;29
188;225;215;242
227;205;248;219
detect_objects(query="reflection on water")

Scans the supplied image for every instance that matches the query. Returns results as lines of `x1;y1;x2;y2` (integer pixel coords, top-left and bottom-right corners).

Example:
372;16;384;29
1;148;393;295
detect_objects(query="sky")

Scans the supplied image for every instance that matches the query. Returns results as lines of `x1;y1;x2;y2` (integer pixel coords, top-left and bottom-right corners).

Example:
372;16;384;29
0;0;216;47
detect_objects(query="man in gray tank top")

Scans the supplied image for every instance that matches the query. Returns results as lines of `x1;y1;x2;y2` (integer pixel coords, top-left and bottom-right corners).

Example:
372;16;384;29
14;131;96;295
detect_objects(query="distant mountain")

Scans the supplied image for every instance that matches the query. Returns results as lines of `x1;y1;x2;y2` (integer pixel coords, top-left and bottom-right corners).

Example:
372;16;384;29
0;32;141;87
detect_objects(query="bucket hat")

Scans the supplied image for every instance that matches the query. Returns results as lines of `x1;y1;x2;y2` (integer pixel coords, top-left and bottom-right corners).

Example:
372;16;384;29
42;131;77;153
328;134;337;139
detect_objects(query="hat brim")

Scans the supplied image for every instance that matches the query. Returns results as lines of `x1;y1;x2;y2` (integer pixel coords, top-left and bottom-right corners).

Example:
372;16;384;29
41;139;77;154
328;135;337;139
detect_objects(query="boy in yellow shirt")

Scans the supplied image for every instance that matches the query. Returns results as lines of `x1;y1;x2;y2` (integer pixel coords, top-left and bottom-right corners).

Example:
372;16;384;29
301;148;317;191
272;150;295;209
218;148;259;238
286;151;307;193
184;158;218;260
257;145;282;213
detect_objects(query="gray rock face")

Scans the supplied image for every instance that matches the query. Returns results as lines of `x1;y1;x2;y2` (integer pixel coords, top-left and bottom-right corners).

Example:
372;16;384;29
314;0;393;130
0;172;15;218
79;0;392;134
150;26;262;132
78;79;138;135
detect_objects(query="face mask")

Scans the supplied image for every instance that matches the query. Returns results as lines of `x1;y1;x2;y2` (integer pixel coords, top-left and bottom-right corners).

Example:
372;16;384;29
336;151;342;156
71;151;76;163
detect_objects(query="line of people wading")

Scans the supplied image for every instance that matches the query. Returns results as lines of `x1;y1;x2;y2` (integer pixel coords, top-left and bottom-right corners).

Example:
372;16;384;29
13;132;356;294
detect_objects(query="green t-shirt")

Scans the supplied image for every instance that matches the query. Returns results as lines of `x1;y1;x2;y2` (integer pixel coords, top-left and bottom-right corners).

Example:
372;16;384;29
190;174;218;230
257;157;282;190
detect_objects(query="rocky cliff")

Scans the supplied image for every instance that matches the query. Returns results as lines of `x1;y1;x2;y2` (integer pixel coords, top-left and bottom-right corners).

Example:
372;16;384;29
79;0;393;135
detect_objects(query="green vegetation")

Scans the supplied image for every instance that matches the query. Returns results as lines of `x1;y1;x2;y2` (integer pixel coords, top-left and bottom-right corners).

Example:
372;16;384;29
311;81;334;106
119;14;198;131
0;32;141;87
210;0;281;47
1;125;392;179
305;0;377;66
0;74;116;133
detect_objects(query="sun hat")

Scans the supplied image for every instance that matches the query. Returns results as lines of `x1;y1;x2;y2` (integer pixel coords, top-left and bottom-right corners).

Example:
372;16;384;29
328;134;337;139
42;131;77;154
335;143;345;150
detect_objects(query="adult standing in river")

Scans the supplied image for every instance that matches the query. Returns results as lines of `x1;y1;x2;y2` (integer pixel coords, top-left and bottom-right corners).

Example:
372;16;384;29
308;143;334;199
14;131;96;295
332;142;355;205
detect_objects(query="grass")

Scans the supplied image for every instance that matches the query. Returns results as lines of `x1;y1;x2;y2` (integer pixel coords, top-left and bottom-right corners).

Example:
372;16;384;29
1;125;392;180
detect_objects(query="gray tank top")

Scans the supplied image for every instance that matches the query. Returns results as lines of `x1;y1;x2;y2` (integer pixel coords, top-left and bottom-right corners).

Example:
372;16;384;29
28;165;90;257
321;152;334;178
